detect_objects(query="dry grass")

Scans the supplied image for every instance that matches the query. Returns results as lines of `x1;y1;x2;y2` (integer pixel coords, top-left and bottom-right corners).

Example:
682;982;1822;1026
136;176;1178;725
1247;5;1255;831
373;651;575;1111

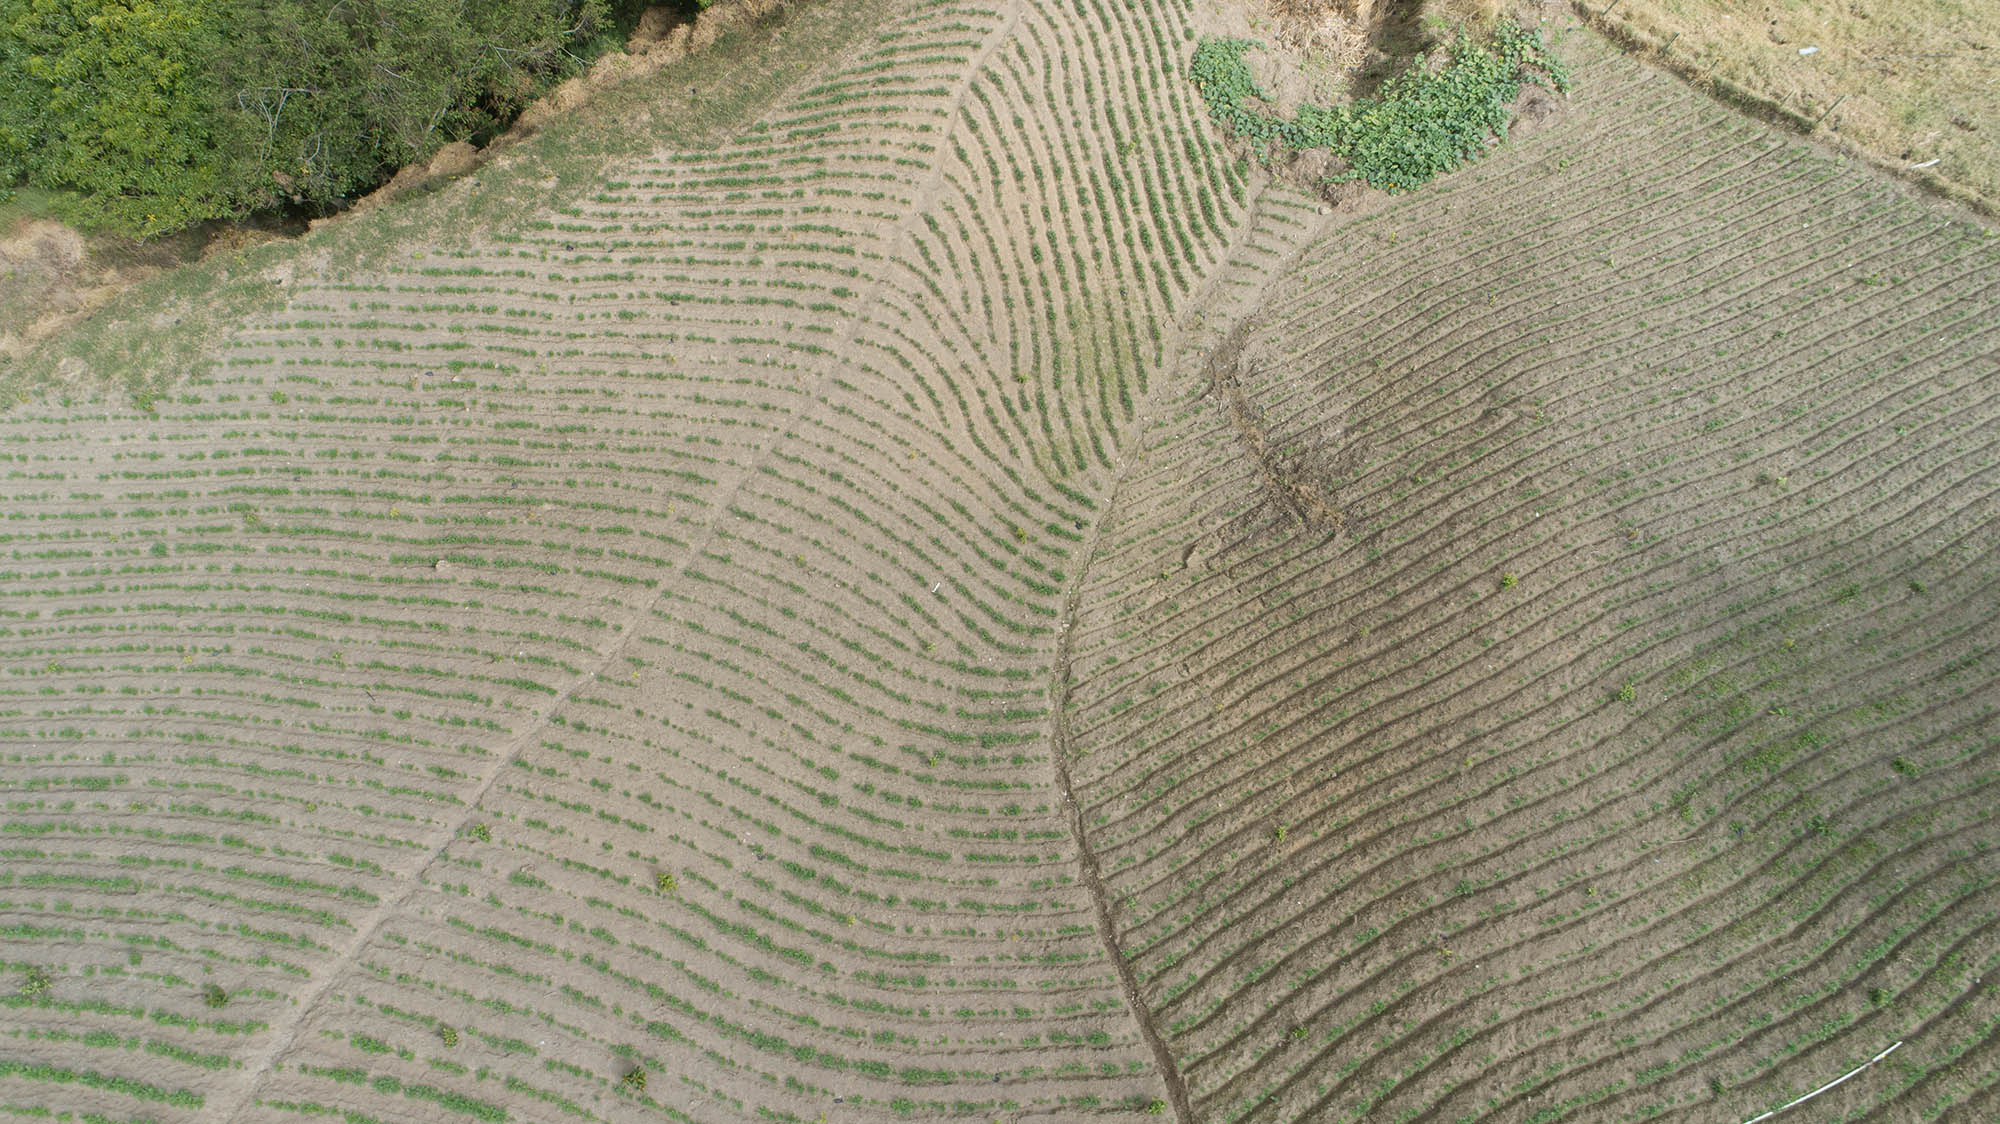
1598;0;1999;210
1422;0;1508;34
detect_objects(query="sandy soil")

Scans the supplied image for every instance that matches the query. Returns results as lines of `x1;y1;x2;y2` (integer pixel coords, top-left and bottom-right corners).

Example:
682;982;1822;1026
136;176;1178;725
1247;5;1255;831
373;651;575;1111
0;3;1994;1124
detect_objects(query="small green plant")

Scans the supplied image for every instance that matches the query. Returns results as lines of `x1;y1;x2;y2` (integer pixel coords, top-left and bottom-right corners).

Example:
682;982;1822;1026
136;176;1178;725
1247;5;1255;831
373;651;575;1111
1189;21;1570;192
1146;1099;1167;1116
1288;1024;1308;1040
1907;579;1925;594
622;1066;647;1092
1499;572;1517;589
1708;1076;1725;1097
1616;682;1637;704
1272;823;1288;843
655;871;677;894
1890;756;1921;777
20;967;52;997
438;1025;459;1048
201;983;229;1009
1869;987;1889;1007
469;823;491;843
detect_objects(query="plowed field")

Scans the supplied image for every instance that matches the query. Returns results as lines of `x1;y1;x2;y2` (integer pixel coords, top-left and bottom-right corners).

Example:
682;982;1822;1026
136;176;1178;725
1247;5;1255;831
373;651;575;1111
2;3;1995;1123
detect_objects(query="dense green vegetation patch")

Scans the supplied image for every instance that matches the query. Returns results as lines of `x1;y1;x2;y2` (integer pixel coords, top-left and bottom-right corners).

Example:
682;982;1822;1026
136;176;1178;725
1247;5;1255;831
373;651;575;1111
1188;21;1570;192
0;0;652;236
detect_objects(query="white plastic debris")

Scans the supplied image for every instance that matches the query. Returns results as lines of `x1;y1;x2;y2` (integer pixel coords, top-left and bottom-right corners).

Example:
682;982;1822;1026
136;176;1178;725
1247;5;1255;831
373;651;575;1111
1798;46;1818;55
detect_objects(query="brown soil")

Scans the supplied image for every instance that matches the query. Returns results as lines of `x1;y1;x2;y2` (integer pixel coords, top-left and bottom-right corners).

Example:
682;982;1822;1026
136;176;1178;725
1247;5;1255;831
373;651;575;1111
0;5;1993;1124
0;218;215;367
1068;30;1999;1124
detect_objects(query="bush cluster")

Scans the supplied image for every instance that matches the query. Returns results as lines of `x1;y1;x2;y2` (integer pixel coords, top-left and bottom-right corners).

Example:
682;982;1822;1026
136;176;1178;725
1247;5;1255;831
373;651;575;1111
1189;21;1570;193
0;0;653;237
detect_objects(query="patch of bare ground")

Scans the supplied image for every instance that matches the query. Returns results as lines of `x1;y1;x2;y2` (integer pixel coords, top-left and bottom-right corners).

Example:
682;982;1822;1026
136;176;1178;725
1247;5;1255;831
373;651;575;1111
1575;0;2000;217
0;215;225;372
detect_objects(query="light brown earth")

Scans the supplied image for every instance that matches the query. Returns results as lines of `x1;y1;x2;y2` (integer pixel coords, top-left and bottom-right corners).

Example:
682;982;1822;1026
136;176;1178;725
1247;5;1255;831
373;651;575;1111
1584;0;2000;214
0;1;1995;1123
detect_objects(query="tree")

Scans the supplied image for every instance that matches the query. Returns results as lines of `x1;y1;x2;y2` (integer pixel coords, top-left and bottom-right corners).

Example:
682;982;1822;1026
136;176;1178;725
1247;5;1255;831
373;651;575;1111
1;0;622;236
1;0;244;235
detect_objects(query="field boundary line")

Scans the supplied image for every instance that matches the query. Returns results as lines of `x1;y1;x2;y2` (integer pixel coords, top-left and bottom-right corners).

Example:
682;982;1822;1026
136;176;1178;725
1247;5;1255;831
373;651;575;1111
1044;178;1336;1123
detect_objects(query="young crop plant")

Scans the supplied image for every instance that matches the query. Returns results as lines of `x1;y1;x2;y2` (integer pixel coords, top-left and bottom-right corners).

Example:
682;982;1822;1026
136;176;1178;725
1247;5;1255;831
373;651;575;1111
201;983;229;1009
18;967;51;997
621;1065;647;1093
438;1025;459;1048
1188;21;1570;192
656;871;678;894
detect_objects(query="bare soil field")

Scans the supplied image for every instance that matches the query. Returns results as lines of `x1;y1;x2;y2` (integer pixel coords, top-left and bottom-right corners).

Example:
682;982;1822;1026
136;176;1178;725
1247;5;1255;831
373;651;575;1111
1584;0;2000;212
1;1;1995;1123
1069;28;2000;1121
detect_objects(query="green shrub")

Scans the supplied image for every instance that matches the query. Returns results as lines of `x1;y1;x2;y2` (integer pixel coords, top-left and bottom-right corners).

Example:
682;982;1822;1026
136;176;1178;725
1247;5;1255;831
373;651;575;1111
200;983;228;1009
0;0;237;236
0;0;633;237
1188;21;1570;193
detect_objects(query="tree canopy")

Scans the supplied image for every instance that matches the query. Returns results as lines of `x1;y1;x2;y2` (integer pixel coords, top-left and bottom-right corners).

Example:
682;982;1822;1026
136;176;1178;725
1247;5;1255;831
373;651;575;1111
1;0;629;237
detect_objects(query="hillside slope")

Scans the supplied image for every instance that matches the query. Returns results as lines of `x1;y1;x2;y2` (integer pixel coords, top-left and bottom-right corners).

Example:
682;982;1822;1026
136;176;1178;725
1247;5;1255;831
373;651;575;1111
1;4;1995;1124
1068;33;2000;1124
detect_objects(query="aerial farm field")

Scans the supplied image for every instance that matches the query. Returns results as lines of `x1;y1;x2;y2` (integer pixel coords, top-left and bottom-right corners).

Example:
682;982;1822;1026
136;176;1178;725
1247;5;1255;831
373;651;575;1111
1585;0;2000;211
1;0;1995;1123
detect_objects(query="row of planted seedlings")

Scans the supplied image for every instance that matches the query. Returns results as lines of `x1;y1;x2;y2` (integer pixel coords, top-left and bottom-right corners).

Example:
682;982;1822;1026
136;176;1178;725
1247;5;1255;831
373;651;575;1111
1096;223;2000;1012
0;158;890;1124
1088;61;1992;876
1080;382;2000;1112
250;89;1192;1112
1072;54;1992;1120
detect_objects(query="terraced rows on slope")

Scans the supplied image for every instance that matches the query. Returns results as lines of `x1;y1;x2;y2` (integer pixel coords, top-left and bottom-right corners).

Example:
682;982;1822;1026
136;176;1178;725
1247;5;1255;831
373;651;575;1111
2;6;1996;1124
0;0;1259;1118
1065;33;2000;1124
